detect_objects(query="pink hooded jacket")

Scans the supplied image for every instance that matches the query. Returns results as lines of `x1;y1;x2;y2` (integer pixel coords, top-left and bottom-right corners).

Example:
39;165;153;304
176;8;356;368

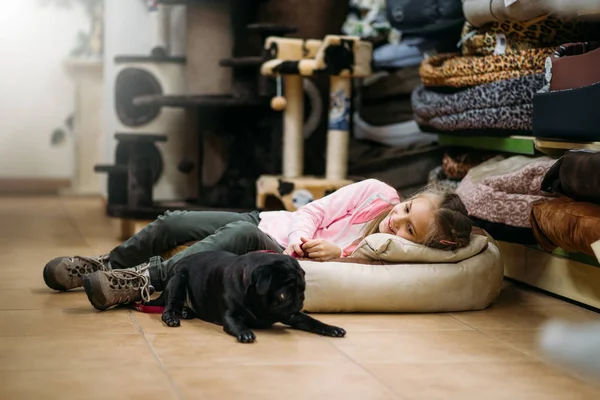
257;179;401;257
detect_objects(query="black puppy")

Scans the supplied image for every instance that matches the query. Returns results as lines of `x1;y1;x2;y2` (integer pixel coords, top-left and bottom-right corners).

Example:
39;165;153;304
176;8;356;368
159;250;346;343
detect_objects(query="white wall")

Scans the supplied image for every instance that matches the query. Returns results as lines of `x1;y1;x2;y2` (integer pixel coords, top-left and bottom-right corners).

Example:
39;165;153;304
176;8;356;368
0;1;89;178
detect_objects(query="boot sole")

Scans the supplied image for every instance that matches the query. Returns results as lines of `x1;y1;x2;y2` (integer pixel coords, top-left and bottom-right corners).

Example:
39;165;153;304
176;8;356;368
83;274;109;311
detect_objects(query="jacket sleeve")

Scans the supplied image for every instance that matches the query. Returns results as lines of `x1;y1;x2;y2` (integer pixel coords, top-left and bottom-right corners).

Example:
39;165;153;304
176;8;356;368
287;179;394;246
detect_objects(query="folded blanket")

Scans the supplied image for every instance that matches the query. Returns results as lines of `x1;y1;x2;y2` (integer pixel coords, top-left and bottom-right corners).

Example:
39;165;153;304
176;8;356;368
386;0;464;38
531;197;600;257
359;68;421;126
463;0;600;28
411;74;545;132
460;18;589;57
462;0;550;27
353;113;438;148
419;48;552;87
456;157;557;227
541;150;600;204
361;68;421;100
359;99;414;126
373;38;439;68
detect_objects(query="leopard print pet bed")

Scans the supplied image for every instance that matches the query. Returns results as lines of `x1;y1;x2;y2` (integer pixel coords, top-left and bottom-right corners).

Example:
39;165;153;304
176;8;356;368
411;73;545;132
419;48;551;88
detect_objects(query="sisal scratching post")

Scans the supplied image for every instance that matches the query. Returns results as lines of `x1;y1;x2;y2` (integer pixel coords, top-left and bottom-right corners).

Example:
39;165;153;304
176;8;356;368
283;75;304;178
326;75;351;180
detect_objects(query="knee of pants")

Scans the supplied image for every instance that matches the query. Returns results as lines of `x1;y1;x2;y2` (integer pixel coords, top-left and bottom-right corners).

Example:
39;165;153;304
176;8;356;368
224;220;260;236
222;221;263;246
152;210;188;238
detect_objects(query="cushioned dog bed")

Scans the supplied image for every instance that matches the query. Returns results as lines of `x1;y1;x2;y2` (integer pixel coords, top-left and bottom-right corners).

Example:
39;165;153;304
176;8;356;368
163;230;504;314
300;231;503;313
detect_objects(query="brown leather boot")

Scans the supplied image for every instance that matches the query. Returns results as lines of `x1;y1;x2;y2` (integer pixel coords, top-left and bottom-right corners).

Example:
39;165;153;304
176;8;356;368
43;255;110;291
82;266;154;311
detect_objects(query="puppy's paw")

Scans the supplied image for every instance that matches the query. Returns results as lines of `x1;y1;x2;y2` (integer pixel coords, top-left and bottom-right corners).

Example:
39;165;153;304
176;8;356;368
181;307;196;320
161;312;181;327
236;330;256;343
315;324;346;338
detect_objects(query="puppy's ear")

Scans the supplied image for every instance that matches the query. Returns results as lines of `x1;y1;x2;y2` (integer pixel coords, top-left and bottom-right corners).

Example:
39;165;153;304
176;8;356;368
255;271;272;296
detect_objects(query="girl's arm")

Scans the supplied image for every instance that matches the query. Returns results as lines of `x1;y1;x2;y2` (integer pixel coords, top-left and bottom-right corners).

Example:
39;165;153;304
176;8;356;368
287;179;395;245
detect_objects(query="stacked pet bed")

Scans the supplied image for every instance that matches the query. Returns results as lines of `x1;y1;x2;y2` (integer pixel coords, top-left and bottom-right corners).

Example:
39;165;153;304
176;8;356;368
529;150;600;257
533;42;600;142
412;73;544;134
411;14;596;136
455;155;558;246
163;229;504;313
456;156;557;228
462;0;600;28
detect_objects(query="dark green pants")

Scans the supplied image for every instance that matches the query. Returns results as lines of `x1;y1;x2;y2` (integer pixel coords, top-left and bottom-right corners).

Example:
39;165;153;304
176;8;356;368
108;210;284;291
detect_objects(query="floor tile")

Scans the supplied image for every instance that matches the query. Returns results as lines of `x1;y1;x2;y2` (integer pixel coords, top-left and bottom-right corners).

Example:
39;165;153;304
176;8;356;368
310;313;472;332
0;289;91;310
483;329;541;358
0;366;178;400
169;364;398;400
0;334;156;371
3;195;600;399
494;281;568;307
365;362;600;400
450;303;600;331
330;330;530;364
131;310;223;335
0;309;139;336
0;267;49;289
148;328;349;367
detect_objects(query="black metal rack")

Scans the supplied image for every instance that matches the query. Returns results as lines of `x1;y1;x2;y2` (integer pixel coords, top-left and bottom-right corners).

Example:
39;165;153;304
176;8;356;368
95;15;298;220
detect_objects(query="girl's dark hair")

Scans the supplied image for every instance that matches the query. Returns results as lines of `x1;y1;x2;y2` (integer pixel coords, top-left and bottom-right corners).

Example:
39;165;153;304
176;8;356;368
423;191;472;251
361;188;473;251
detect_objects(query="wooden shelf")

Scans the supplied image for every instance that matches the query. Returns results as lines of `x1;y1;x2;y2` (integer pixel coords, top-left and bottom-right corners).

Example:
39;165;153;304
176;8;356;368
535;139;600;156
499;241;600;309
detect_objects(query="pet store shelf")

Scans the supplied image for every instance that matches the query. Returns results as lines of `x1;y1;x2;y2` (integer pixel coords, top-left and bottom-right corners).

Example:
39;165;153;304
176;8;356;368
133;94;268;109
499;241;600;310
437;135;536;155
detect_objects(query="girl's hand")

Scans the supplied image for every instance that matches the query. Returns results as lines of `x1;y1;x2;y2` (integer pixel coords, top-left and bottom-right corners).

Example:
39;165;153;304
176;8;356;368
283;242;305;257
300;237;342;261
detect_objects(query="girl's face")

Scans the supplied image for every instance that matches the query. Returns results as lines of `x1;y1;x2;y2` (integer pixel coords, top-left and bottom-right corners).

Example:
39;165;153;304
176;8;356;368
378;195;438;243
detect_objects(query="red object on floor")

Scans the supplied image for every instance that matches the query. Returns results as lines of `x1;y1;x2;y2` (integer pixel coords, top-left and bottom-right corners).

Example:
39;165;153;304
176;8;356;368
130;302;164;313
131;249;289;313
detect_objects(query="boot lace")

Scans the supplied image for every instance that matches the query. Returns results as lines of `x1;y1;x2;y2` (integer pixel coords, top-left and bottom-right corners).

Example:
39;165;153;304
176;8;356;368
69;255;110;277
107;266;152;303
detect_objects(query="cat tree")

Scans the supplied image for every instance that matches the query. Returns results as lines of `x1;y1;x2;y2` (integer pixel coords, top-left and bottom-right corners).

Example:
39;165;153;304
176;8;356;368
256;34;373;210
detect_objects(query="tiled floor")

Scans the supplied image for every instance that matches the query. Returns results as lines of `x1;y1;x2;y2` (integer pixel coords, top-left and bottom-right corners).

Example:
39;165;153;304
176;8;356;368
1;195;600;399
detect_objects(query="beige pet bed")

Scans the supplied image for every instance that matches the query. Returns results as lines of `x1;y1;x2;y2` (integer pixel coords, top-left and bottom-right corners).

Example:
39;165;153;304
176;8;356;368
299;231;504;313
163;231;503;314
